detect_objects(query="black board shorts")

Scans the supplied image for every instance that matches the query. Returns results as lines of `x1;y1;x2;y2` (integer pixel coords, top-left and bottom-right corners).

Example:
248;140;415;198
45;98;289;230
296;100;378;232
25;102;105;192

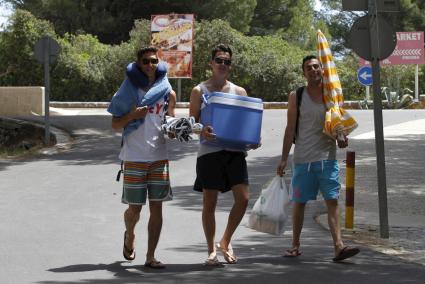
194;150;249;193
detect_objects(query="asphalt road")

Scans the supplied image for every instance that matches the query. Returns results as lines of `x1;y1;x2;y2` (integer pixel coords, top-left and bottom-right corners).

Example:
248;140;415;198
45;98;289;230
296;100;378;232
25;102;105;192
1;109;425;283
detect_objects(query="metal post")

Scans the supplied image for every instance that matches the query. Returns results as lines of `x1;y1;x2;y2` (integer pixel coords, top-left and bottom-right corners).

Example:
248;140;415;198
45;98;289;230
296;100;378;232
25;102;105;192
366;86;370;101
177;78;182;102
345;151;355;229
43;40;50;145
369;0;389;238
415;64;419;101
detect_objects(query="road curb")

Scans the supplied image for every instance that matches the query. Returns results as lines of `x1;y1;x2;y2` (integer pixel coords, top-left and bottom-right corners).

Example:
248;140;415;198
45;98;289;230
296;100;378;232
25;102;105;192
50;100;425;110
315;213;425;266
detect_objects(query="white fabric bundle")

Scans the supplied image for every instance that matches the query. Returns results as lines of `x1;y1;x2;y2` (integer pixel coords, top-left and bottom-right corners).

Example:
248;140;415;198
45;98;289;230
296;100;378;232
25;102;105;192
162;116;203;142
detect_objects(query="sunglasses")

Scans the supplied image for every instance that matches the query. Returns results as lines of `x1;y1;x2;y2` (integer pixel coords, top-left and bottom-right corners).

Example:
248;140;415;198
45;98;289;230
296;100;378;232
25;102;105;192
141;58;159;65
214;57;232;66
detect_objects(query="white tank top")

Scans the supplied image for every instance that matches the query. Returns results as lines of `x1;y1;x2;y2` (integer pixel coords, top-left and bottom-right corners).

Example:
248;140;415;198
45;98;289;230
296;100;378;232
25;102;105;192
293;88;336;164
119;89;168;162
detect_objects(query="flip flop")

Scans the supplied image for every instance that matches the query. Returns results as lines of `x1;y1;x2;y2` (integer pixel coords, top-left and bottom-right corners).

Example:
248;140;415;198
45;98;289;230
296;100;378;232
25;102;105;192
204;252;221;266
283;248;302;257
216;243;237;264
122;231;135;261
144;259;166;269
333;246;360;262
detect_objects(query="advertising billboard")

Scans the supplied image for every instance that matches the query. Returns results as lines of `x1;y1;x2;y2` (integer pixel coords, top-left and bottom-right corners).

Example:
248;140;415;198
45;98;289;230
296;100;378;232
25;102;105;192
151;14;194;78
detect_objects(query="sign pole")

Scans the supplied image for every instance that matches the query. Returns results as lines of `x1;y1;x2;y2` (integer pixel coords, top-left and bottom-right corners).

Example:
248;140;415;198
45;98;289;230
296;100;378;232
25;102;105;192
366;86;370;101
177;78;182;102
35;36;60;145
43;39;50;145
369;0;389;239
415;64;419;101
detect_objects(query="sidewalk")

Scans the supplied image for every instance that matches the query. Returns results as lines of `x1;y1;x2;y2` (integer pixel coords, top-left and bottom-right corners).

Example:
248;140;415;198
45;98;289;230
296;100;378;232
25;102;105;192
318;118;425;266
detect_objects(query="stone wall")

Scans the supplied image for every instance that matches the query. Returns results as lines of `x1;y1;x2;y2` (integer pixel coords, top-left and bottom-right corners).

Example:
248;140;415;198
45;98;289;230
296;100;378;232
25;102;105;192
0;87;45;116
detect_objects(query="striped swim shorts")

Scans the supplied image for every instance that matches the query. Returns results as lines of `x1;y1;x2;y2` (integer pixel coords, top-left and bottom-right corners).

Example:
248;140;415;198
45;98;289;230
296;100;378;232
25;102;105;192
122;160;172;205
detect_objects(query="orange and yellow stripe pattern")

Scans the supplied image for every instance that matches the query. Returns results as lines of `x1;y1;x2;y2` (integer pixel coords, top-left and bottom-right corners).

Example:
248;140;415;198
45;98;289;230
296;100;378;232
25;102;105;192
317;30;358;139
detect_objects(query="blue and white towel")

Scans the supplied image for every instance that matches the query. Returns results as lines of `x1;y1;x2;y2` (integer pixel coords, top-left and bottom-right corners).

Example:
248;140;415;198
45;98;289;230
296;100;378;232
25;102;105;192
107;62;172;137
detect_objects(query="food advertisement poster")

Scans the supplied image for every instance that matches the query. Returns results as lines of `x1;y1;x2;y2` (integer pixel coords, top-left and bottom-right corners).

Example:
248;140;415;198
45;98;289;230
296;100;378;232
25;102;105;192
151;14;194;78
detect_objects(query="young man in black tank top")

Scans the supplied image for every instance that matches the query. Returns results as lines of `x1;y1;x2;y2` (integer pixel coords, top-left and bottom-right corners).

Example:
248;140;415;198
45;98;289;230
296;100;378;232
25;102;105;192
277;55;359;262
189;44;258;265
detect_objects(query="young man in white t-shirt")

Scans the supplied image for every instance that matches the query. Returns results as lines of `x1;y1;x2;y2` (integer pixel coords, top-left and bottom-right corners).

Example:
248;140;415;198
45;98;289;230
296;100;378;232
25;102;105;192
111;47;176;268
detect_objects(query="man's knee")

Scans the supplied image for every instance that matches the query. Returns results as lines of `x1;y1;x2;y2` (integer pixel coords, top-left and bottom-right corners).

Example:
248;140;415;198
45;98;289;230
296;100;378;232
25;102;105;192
127;205;142;215
293;202;306;211
149;201;163;214
232;184;249;206
235;194;249;208
203;199;217;214
203;190;218;213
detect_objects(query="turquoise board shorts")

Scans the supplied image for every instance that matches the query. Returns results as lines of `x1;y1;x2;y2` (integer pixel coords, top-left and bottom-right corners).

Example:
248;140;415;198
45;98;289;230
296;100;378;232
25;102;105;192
291;160;340;203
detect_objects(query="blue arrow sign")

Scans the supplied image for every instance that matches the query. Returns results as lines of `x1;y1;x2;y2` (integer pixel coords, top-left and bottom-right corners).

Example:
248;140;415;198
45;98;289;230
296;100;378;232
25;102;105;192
357;66;373;86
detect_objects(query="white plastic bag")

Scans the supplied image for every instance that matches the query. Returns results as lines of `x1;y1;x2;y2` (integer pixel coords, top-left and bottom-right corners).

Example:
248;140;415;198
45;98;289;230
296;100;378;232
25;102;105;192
248;176;290;235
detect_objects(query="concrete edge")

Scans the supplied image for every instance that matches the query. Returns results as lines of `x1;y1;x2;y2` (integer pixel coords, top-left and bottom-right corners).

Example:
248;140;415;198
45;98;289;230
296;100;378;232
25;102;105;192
0;117;73;156
50;100;425;110
314;212;425;266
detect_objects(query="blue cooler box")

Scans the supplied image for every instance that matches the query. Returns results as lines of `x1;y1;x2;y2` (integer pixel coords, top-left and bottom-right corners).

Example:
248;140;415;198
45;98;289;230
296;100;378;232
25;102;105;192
200;92;263;149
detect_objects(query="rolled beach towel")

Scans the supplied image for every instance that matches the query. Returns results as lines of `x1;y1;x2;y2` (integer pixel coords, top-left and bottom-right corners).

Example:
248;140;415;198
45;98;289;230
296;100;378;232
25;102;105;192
107;62;172;137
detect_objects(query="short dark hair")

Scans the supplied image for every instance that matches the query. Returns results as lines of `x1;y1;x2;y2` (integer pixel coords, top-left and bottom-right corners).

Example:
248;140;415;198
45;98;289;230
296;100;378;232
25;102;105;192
211;44;232;60
137;46;158;60
302;55;318;71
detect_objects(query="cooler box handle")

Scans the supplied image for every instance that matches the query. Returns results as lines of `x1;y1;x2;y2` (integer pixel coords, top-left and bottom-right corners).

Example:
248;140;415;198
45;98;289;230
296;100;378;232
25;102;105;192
202;93;209;105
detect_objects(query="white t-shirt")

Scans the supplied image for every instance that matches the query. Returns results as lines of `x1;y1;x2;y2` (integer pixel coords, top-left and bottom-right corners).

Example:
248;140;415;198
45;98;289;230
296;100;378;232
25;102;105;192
119;89;168;162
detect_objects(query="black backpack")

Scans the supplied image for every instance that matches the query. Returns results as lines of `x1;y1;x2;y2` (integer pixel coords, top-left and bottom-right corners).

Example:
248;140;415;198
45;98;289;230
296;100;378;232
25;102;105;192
293;86;304;144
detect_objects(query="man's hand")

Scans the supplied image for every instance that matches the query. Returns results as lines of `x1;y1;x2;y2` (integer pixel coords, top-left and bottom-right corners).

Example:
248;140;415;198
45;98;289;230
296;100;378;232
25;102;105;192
247;142;262;150
167;132;176;139
201;126;216;140
130;106;148;120
337;134;348;149
277;159;287;177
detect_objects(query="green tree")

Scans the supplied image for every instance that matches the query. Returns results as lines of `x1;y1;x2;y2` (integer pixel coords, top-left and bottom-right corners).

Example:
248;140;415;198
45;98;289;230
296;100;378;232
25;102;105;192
1;0;257;43
0;9;55;86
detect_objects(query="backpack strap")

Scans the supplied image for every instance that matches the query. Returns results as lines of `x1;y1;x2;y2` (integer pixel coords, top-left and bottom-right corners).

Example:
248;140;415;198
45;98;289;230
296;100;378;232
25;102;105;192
293;86;304;144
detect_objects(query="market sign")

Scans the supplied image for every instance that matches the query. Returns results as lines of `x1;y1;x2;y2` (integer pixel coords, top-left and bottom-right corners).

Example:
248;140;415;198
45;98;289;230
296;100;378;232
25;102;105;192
151;14;194;78
360;31;424;66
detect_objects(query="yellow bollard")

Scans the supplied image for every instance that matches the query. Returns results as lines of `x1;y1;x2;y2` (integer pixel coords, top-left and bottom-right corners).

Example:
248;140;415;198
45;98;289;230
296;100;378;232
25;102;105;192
345;151;355;229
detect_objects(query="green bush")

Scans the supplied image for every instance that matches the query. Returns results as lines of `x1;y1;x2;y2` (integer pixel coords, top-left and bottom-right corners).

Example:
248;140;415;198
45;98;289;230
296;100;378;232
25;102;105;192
51;33;109;101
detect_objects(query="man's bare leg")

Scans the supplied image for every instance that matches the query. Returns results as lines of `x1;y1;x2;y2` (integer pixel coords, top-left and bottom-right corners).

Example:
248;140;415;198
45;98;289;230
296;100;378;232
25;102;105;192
285;202;306;256
325;199;344;254
124;205;142;252
219;184;249;249
202;190;219;255
146;201;163;262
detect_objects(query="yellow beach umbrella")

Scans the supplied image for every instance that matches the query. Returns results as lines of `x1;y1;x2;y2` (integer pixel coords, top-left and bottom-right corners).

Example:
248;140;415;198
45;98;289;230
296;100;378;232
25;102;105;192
317;30;358;139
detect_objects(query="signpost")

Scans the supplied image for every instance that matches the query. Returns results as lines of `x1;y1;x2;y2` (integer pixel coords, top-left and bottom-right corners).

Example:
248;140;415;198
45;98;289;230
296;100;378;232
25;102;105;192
34;36;60;145
345;0;400;238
